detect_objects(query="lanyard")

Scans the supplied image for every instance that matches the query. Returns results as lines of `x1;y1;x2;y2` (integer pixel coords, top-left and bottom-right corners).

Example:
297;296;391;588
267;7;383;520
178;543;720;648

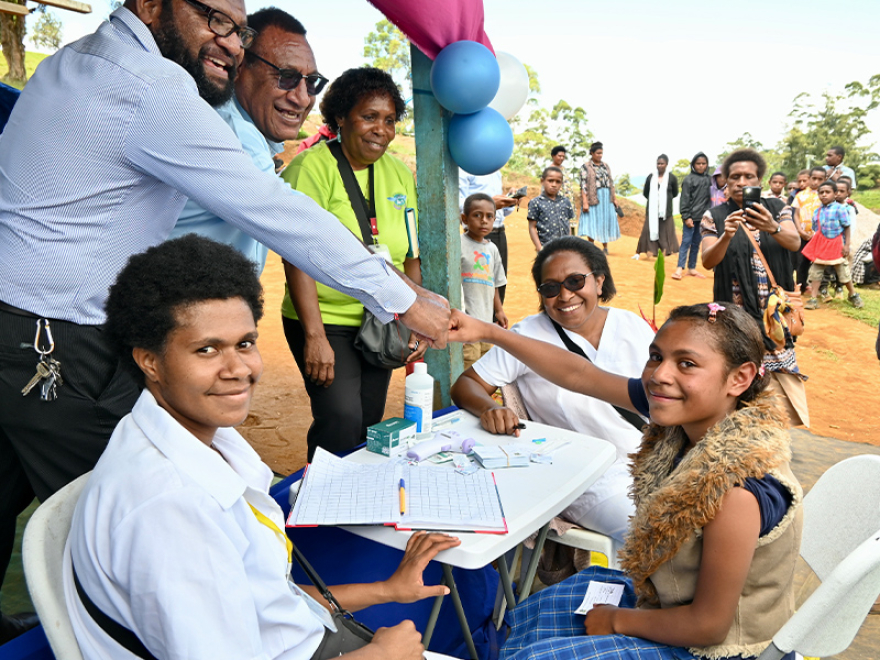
248;503;293;565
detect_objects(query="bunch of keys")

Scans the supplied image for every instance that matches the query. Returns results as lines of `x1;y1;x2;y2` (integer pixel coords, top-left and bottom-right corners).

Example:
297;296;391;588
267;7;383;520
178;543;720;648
21;319;63;401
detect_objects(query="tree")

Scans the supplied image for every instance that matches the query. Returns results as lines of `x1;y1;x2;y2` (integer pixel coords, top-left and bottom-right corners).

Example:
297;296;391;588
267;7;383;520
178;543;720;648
506;63;595;178
846;73;880;112
0;0;27;83
776;91;875;177
31;8;62;51
363;19;412;133
507;106;552;176
615;173;637;197
363;19;410;89
550;99;592;176
715;132;765;164
671;158;691;183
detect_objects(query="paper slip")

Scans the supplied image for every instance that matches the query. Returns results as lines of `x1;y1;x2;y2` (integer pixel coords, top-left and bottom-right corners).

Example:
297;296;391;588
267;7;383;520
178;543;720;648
574;581;625;614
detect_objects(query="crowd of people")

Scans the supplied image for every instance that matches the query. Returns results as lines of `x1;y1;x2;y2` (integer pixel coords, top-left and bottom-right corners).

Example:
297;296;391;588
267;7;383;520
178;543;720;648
0;0;876;658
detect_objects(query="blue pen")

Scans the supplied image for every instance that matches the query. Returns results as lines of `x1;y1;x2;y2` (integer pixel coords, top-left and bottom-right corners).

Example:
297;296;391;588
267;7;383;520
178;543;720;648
399;478;406;515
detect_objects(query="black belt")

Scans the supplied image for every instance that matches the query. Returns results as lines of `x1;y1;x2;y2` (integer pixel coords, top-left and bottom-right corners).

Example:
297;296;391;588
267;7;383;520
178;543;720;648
488;226;505;233
0;300;40;318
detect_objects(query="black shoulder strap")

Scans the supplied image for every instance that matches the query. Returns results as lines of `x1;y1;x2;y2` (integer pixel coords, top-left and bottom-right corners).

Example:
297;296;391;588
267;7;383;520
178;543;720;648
327;140;376;246
73;565;159;660
548;319;646;431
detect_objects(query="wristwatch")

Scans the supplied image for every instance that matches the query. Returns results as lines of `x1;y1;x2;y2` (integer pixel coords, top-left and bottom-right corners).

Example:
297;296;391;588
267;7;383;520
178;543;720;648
773;223;782;234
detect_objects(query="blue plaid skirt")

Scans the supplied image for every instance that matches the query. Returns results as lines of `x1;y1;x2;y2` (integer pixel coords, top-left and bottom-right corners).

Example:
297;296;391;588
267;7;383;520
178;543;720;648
501;567;697;660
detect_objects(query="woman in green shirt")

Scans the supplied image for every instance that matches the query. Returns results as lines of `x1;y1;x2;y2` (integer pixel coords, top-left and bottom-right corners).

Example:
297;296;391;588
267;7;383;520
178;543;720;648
281;68;425;459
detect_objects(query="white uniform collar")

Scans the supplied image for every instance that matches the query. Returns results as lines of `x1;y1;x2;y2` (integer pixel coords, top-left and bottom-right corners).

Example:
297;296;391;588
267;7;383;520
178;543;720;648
130;390;273;510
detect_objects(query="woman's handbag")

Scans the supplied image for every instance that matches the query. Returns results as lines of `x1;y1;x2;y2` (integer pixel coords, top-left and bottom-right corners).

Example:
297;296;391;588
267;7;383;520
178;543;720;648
742;227;805;348
326;140;410;369
353;309;411;369
289;538;376;659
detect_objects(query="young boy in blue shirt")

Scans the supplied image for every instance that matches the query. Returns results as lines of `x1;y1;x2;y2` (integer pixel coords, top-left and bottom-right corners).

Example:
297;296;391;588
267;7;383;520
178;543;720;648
804;181;863;309
528;167;574;252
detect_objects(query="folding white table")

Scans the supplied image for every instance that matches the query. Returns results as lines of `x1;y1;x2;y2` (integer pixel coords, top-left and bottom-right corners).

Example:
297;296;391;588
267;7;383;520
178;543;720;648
291;412;615;659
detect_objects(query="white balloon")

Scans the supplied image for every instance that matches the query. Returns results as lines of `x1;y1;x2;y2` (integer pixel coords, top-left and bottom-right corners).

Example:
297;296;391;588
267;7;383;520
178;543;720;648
488;52;529;121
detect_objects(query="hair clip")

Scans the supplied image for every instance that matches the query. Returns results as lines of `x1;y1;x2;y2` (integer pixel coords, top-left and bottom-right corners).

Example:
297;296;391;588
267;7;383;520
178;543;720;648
707;303;726;323
758;364;766;377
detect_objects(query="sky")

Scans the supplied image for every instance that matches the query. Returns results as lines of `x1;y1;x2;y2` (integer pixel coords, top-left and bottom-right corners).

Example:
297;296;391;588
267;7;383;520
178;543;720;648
46;0;880;178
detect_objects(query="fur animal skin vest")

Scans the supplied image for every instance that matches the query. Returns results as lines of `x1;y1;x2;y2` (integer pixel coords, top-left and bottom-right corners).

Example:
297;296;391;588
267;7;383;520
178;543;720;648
618;393;803;659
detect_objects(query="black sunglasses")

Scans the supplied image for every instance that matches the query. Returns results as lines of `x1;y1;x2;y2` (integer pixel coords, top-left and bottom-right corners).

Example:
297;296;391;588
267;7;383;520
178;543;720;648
245;51;329;95
536;272;593;298
181;0;257;49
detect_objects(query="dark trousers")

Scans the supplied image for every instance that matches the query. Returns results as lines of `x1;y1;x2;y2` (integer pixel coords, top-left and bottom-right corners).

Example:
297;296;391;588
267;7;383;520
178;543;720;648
795;247;812;294
283;318;392;461
0;308;140;600
485;226;508;303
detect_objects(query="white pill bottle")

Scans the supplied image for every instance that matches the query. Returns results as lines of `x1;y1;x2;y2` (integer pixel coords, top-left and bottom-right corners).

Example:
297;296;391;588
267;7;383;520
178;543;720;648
403;362;434;433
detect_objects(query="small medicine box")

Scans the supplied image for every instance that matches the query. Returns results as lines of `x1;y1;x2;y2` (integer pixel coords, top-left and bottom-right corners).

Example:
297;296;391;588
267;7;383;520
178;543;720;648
366;417;417;456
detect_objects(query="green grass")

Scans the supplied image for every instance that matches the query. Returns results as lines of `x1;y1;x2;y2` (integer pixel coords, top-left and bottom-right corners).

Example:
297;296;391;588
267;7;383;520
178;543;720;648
0;51;49;89
819;285;880;327
852;188;880;214
0;500;38;614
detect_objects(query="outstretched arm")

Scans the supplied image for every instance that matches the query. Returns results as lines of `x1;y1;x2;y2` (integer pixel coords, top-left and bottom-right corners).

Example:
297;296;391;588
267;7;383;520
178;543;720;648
448;310;635;412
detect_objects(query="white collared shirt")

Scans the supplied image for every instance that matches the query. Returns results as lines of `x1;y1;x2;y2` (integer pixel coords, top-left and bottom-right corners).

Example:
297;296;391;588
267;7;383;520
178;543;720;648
473;309;654;520
63;391;325;660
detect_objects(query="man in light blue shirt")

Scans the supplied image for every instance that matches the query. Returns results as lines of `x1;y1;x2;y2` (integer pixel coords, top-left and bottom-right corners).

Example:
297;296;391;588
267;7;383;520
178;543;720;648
0;0;449;632
824;145;857;190
458;169;518;302
171;7;319;272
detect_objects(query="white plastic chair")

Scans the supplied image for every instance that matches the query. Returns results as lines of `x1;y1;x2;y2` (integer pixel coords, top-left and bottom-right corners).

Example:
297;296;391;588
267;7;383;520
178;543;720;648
757;454;880;660
22;471;90;660
500;382;620;569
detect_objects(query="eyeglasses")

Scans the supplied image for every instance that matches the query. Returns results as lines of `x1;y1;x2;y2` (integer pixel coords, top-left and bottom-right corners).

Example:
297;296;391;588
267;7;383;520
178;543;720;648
536;272;593;298
245;51;329;95
181;0;257;49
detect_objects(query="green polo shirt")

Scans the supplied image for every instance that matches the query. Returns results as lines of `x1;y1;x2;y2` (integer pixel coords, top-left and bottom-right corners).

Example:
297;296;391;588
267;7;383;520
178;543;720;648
280;141;417;326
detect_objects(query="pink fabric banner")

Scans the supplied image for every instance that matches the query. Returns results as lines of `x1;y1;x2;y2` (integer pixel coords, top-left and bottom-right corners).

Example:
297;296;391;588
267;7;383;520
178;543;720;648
367;0;494;60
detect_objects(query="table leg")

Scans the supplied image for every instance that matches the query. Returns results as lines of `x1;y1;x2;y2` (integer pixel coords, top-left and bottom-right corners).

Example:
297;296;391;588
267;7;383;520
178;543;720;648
422;573;447;647
494;549;518;627
517;522;550;604
443;563;479;660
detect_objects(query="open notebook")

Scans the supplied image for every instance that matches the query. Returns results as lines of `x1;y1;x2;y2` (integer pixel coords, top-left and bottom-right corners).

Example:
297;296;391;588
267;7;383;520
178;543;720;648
287;447;507;533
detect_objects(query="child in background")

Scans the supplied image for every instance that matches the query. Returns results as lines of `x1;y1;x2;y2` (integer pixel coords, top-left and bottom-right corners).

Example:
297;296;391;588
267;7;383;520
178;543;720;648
460;193;508;370
763;172;787;200
836;178;858;240
528;166;575;252
803;181;863;309
792;167;826;293
448;303;803;660
785;181;799;198
709;166;727;207
674;152;711;280
788;169;810;205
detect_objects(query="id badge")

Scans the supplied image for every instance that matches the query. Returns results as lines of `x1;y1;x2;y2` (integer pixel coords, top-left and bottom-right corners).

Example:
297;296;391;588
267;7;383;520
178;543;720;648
368;243;393;264
288;579;338;632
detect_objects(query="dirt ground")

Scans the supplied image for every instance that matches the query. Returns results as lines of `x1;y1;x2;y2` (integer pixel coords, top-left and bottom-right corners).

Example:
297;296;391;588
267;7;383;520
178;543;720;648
242;193;880;475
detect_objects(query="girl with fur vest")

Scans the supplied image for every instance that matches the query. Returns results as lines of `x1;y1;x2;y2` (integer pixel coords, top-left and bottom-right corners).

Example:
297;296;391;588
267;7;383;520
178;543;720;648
449;303;802;660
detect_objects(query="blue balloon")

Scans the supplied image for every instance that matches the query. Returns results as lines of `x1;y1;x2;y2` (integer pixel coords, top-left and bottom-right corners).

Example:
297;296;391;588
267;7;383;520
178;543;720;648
448;108;514;176
430;41;500;115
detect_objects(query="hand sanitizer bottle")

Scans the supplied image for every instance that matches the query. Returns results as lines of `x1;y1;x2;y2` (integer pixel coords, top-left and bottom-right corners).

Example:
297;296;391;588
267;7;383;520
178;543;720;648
404;362;433;433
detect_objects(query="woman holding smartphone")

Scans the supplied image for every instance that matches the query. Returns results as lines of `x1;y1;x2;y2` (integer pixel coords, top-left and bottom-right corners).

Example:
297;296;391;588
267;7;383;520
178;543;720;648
700;149;805;428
